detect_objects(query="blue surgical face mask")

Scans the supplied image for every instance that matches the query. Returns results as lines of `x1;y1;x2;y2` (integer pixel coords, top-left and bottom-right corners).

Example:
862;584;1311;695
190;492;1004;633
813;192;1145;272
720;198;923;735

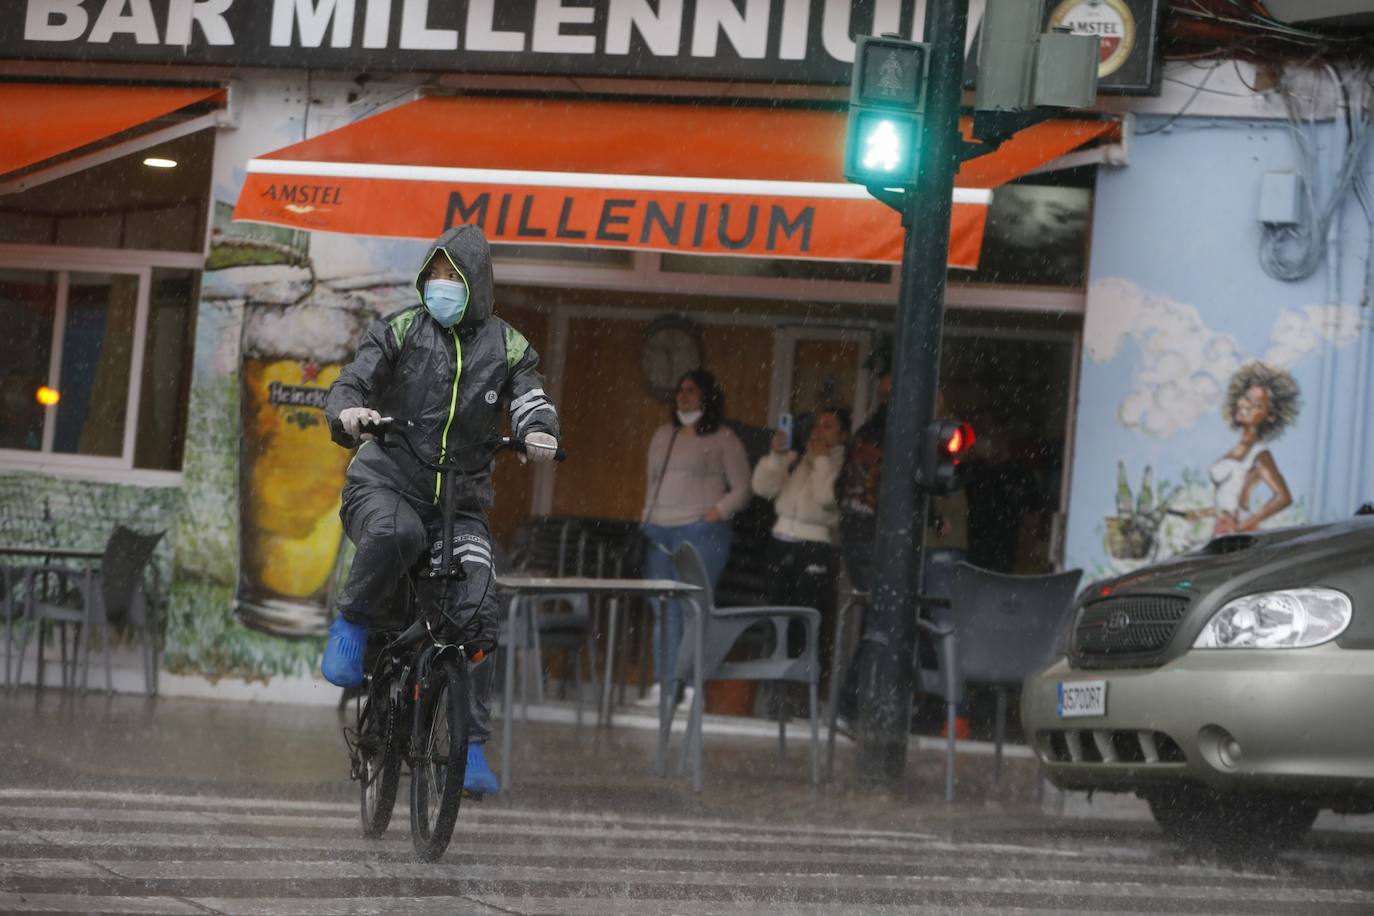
423;278;468;328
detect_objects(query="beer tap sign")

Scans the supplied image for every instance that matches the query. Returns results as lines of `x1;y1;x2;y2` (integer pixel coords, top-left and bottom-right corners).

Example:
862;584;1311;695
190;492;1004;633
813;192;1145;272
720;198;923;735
236;295;373;638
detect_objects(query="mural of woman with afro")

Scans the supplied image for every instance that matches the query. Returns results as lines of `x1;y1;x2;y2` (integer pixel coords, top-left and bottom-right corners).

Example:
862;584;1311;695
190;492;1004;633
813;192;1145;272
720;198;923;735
1191;361;1301;535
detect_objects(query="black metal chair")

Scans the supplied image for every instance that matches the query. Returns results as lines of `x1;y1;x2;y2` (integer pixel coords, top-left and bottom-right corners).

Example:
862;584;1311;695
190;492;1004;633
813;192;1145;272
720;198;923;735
499;520;598;722
921;562;1082;801
14;527;165;695
1;562;21;691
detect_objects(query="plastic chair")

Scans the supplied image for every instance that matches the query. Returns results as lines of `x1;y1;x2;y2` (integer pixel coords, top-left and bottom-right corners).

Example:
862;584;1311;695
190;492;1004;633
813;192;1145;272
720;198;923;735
2;562;22;690
14;527;165;695
494;535;597;724
921;562;1082;802
659;542;822;789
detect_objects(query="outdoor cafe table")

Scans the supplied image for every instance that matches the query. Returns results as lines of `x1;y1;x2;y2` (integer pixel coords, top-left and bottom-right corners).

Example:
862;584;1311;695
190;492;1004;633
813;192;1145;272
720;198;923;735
493;575;702;791
0;545;107;690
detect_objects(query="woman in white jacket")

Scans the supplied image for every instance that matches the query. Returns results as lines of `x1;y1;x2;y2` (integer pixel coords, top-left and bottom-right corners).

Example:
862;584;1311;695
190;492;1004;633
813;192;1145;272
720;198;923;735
752;407;850;681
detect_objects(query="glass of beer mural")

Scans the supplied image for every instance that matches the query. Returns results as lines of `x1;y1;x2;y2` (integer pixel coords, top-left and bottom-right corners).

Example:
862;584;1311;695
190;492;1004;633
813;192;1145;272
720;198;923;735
235;295;372;638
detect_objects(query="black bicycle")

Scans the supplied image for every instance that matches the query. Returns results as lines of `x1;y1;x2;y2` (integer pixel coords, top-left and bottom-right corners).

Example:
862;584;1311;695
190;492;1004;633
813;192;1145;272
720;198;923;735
343;418;562;861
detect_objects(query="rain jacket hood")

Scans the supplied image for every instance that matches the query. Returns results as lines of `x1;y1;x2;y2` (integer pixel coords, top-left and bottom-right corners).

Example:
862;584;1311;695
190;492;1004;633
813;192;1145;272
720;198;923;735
415;225;495;328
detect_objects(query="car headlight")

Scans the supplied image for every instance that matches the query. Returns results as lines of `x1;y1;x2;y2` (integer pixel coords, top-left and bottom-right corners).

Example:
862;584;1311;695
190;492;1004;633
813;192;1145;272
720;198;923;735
1193;588;1352;649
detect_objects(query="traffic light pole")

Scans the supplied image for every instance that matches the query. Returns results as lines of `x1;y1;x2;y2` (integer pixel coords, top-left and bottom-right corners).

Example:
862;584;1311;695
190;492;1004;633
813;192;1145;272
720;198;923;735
855;0;969;785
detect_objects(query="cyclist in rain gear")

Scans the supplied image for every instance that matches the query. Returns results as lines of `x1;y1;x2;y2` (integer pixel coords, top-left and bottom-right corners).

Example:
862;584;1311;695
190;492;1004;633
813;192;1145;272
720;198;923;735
322;225;560;795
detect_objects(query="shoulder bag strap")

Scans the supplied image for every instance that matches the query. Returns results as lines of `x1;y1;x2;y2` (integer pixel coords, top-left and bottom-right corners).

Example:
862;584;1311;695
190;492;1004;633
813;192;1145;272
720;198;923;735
646;427;681;521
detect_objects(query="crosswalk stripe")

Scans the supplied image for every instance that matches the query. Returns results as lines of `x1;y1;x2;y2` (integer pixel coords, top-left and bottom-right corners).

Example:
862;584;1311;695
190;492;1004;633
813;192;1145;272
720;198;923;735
3;854;1370;906
0;789;939;844
0;893;206;914
13;858;1370;905
4;823;1365;887
3;787;1371;916
189;901;1176;916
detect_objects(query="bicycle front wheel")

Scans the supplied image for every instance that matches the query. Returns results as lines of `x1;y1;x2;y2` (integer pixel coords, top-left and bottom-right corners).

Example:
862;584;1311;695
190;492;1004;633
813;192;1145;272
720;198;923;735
409;655;469;862
357;674;401;839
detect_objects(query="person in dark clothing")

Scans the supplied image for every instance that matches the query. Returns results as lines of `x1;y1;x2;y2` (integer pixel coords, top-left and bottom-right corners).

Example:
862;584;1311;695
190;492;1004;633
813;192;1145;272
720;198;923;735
834;368;968;734
835;372;892;594
322;225;560;793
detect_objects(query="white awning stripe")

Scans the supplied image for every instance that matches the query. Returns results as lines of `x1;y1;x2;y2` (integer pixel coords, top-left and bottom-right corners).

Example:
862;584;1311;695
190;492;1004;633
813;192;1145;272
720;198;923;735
246;159;994;206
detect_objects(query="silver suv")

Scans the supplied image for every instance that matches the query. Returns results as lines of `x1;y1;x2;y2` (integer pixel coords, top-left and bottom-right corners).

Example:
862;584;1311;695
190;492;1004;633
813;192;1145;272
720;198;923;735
1022;516;1374;851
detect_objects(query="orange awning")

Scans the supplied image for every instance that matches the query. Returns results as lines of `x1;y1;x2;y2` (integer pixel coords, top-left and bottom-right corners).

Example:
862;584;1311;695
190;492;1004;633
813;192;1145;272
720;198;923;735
0;83;225;178
233;97;1115;269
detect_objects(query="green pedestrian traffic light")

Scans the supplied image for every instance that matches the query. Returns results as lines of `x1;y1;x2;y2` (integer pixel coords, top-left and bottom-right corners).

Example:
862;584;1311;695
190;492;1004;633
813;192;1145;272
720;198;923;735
844;35;930;188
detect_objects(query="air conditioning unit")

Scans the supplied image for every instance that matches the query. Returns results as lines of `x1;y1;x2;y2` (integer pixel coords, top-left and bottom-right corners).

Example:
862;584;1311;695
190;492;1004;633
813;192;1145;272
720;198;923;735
1261;1;1374;27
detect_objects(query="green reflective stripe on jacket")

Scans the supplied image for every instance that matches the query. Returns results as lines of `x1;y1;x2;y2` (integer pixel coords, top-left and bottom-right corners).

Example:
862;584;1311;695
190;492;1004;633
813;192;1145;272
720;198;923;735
436;327;462;501
388;309;419;350
505;325;530;368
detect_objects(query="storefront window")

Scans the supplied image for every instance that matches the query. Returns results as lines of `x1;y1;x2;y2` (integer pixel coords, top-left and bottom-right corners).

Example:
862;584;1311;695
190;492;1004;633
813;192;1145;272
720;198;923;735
135;268;199;471
0;263;200;475
54;272;139;458
0;268;56;451
961;171;1095;289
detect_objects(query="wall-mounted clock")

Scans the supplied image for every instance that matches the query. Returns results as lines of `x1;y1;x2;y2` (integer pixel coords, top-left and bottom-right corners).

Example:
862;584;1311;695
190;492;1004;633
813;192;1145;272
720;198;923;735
641;315;703;402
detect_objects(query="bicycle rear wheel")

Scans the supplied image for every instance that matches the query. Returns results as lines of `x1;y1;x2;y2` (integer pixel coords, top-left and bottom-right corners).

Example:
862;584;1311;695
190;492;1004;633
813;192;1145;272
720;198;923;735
409;654;469;861
356;674;401;838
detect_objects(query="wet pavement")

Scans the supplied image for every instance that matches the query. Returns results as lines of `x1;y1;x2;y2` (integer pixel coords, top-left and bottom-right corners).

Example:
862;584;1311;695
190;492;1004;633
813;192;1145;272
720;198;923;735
2;688;1373;915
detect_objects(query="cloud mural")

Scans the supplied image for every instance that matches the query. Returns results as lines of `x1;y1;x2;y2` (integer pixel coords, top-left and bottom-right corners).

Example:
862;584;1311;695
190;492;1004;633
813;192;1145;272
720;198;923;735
1086;279;1243;437
1264;303;1362;367
1087;279;1361;438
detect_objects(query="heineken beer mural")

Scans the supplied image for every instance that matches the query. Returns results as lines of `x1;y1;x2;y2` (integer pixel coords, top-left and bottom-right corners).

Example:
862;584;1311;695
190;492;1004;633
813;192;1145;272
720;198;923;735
236;296;371;637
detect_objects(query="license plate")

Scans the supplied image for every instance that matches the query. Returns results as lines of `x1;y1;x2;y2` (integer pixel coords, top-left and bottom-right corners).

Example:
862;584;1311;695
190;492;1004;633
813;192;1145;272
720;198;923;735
1056;679;1107;718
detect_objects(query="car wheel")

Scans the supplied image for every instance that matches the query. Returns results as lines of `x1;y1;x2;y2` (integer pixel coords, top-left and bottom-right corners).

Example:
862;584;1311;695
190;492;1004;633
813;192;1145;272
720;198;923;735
1144;785;1318;858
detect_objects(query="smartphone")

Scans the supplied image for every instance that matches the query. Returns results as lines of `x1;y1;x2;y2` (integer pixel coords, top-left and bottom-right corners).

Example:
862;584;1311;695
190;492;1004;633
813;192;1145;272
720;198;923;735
777;413;793;451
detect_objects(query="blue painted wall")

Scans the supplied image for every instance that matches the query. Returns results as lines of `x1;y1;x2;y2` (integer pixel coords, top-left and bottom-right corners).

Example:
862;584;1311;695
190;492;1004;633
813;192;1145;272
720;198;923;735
1066;114;1374;581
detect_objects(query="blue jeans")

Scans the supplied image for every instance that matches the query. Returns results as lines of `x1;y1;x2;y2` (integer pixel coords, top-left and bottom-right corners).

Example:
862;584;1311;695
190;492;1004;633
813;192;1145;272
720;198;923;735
642;520;732;683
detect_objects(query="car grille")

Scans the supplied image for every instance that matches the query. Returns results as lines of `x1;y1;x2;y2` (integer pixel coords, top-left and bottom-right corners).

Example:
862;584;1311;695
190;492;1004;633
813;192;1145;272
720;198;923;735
1039;729;1187;766
1073;594;1190;665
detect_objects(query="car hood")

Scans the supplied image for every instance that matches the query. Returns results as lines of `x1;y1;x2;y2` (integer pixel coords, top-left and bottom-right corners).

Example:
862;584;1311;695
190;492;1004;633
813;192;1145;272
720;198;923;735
1069;516;1374;668
1088;517;1374;601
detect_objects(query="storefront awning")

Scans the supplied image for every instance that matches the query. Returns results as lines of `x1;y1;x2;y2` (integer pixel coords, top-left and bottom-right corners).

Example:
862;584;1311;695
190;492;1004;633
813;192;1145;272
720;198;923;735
0;83;225;183
232;97;1116;269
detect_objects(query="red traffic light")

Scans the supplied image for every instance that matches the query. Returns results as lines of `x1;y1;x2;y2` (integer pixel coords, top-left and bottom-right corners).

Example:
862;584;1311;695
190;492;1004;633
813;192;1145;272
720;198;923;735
942;421;975;456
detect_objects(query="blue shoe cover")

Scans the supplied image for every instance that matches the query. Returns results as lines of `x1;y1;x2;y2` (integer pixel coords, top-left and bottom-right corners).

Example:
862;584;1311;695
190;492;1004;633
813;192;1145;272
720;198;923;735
464;743;499;796
322;616;367;688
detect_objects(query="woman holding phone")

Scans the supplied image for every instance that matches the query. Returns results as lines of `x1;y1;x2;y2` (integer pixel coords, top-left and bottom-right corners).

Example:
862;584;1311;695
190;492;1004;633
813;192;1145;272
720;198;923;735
752;406;851;682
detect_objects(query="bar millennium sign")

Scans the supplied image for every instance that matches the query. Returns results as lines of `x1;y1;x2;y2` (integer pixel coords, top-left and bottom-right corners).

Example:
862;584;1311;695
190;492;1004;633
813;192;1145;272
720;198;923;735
5;0;929;84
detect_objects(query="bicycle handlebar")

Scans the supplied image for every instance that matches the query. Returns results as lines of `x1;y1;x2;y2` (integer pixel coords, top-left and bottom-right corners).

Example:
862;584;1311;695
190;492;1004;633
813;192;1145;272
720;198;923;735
361;417;566;470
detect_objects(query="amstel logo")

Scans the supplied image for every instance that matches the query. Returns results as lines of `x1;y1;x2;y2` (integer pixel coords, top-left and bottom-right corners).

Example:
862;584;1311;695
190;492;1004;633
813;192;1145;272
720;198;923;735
1049;0;1136;78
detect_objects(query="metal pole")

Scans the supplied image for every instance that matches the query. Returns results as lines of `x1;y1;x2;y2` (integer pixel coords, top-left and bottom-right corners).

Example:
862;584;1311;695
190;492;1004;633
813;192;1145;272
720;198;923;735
855;0;968;785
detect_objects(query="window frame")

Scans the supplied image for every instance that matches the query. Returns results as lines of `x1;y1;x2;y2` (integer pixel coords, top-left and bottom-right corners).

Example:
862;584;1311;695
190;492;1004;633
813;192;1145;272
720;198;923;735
0;242;203;486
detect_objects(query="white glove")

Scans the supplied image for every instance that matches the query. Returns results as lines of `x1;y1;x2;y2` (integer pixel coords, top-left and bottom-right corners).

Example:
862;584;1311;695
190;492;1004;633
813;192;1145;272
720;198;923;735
339;406;382;440
523;431;559;464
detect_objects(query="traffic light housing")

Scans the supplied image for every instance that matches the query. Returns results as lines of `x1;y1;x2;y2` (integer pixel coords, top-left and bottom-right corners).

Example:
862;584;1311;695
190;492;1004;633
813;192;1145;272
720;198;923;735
844;35;929;188
918;419;976;495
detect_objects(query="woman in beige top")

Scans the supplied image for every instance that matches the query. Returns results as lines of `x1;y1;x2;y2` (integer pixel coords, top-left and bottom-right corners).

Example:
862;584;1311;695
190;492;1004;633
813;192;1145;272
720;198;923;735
641;370;751;690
